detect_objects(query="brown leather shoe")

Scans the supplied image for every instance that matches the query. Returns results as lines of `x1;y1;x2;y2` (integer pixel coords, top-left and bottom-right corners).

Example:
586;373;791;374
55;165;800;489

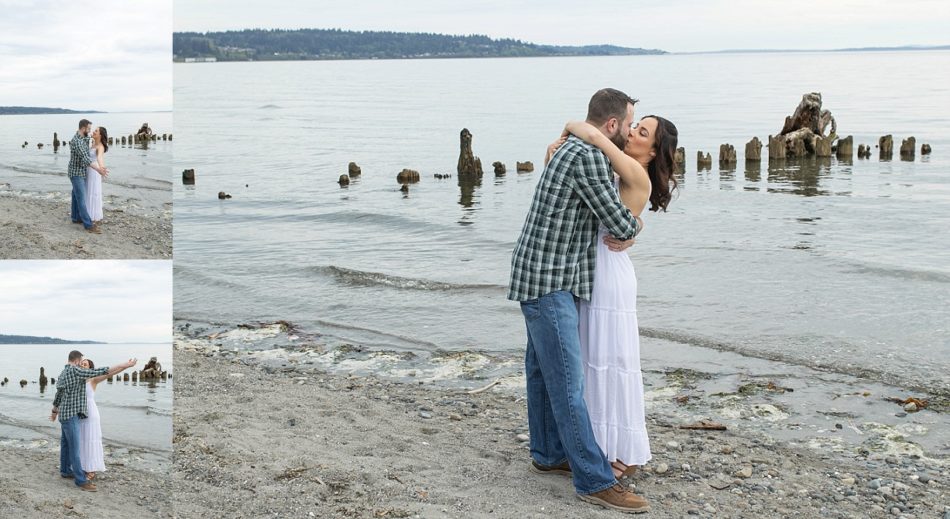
530;459;572;476
86;224;102;234
578;484;650;514
78;481;97;492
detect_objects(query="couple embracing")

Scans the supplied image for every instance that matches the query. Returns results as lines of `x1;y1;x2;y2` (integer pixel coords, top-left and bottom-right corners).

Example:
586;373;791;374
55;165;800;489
509;88;678;513
68;118;111;234
50;350;136;491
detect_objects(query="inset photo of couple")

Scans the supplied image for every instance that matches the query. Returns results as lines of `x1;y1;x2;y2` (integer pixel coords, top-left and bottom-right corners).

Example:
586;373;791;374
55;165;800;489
2;0;949;517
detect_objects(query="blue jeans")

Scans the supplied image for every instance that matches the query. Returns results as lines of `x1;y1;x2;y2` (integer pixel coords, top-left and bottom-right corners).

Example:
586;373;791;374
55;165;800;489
69;175;93;229
521;290;616;495
60;415;88;486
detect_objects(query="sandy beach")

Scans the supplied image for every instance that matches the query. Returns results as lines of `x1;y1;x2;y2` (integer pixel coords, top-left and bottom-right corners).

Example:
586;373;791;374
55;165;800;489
171;329;949;519
0;442;171;518
0;195;172;259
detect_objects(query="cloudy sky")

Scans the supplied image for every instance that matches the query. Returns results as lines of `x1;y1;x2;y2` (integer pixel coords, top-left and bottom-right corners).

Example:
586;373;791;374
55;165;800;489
0;261;171;344
0;0;171;112
173;0;949;53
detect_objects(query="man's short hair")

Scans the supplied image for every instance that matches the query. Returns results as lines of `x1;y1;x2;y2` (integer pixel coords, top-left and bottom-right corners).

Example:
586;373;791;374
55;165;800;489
68;350;83;362
78;119;92;129
587;88;638;126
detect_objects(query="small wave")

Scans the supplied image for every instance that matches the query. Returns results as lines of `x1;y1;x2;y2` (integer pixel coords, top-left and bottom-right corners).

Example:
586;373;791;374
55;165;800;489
313;265;506;292
842;262;950;284
258;104;283;109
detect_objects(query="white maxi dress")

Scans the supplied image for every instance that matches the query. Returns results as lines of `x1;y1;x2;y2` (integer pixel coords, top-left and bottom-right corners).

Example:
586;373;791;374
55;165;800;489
578;210;652;466
85;147;103;222
79;380;106;472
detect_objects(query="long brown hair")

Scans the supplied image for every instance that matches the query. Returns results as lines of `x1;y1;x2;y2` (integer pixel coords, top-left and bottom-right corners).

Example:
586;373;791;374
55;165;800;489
643;115;679;212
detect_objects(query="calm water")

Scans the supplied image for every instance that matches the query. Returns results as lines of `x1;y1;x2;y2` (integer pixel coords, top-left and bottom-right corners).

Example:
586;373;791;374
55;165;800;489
0;112;173;215
0;343;172;452
173;51;950;396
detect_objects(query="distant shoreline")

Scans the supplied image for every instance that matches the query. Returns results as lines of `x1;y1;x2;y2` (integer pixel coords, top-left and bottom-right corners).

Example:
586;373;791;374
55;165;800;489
0;106;104;115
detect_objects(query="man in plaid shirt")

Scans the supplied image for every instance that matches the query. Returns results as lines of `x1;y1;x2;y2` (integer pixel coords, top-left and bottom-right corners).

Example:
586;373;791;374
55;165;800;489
68;119;108;233
508;88;649;513
50;350;136;491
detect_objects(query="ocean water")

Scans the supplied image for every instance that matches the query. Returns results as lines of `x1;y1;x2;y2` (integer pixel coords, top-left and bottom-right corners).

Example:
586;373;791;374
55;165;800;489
0;343;173;453
172;51;950;397
0;112;173;215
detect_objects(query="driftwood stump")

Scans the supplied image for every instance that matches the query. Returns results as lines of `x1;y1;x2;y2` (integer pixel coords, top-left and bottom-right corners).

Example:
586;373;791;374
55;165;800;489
879;135;894;159
674;147;685;165
719;144;737;165
775;93;837;158
457;129;483;178
836;136;853;159
900;136;916;158
745;137;762;162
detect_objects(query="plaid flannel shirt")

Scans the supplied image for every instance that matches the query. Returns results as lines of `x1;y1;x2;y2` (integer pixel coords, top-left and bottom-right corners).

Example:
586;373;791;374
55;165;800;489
507;136;640;302
67;132;92;178
52;364;109;422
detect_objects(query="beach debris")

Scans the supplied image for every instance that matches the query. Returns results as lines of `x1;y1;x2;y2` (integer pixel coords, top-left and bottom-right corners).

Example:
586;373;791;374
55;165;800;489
837;135;854;159
654;462;669;475
37;143;44;149
396;168;420;184
22;141;28;148
719;143;737;165
674;146;686;165
141;357;162;379
516;161;534;172
433;173;451;179
218;191;232;199
679;420;727;431
338;174;350;187
64;498;74;509
182;169;196;185
921;143;932;155
467;379;500;395
348;162;362;177
745;137;762;162
857;144;871;159
399;183;409;194
457;128;483;178
775;92;837;158
900;136;916;159
735;465;754;478
1;377;7;385
39;367;47;387
162;133;168;141
275;466;309;481
492;161;506;176
19;379;27;387
879;135;894;159
886;396;928;412
697;151;712;170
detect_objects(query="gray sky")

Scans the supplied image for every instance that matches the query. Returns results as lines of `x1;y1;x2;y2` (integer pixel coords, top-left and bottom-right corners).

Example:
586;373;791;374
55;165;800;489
0;261;171;344
0;0;171;112
173;0;949;53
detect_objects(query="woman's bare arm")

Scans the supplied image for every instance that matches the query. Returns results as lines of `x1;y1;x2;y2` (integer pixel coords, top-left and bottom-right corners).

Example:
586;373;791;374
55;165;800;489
96;144;107;177
565;121;650;215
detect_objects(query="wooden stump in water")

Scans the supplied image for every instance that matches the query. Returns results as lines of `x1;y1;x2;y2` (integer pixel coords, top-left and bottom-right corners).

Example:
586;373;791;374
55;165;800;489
814;136;832;157
674;147;686;165
396;168;420;184
697;151;712;169
900;136;916;158
768;135;786;160
338;174;350;187
457;129;483;178
182;169;196;185
921;143;932;155
745;138;762;162
492;161;506;176
719;144;737;165
348;162;361;177
516;161;534;173
879;135;894;159
836;135;853;159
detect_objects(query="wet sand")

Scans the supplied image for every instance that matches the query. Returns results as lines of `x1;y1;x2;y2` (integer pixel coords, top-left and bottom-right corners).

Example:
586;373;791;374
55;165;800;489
171;327;949;518
0;195;171;259
0;442;171;518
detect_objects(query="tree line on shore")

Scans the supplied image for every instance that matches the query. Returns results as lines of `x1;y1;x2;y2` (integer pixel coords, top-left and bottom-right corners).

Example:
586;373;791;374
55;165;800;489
173;28;665;61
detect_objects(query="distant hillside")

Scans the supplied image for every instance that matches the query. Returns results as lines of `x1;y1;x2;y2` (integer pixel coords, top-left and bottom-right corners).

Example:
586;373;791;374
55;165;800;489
173;28;665;62
0;106;103;115
0;334;102;344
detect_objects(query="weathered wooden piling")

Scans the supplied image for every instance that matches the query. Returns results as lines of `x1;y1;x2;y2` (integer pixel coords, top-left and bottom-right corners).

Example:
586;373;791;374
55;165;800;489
457;129;483;178
218;191;232;199
397;169;420;183
39;367;47;386
493;161;506;176
516;161;534;173
182;169;196;185
768;135;786;160
814;136;832;157
836;136;853;159
921;143;932;155
674;147;686;165
37;143;43;149
697;151;712;169
900;136;916;159
745;137;762;162
20;379;28;387
131;371;138;382
719;144;737;165
879;135;893;159
53;133;60;148
121;136;127;145
338;174;350;187
348;162;361;177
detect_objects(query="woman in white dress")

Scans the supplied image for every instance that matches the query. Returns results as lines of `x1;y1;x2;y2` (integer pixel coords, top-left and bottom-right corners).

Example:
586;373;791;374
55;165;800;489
84;127;109;224
78;358;110;480
547;115;679;479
